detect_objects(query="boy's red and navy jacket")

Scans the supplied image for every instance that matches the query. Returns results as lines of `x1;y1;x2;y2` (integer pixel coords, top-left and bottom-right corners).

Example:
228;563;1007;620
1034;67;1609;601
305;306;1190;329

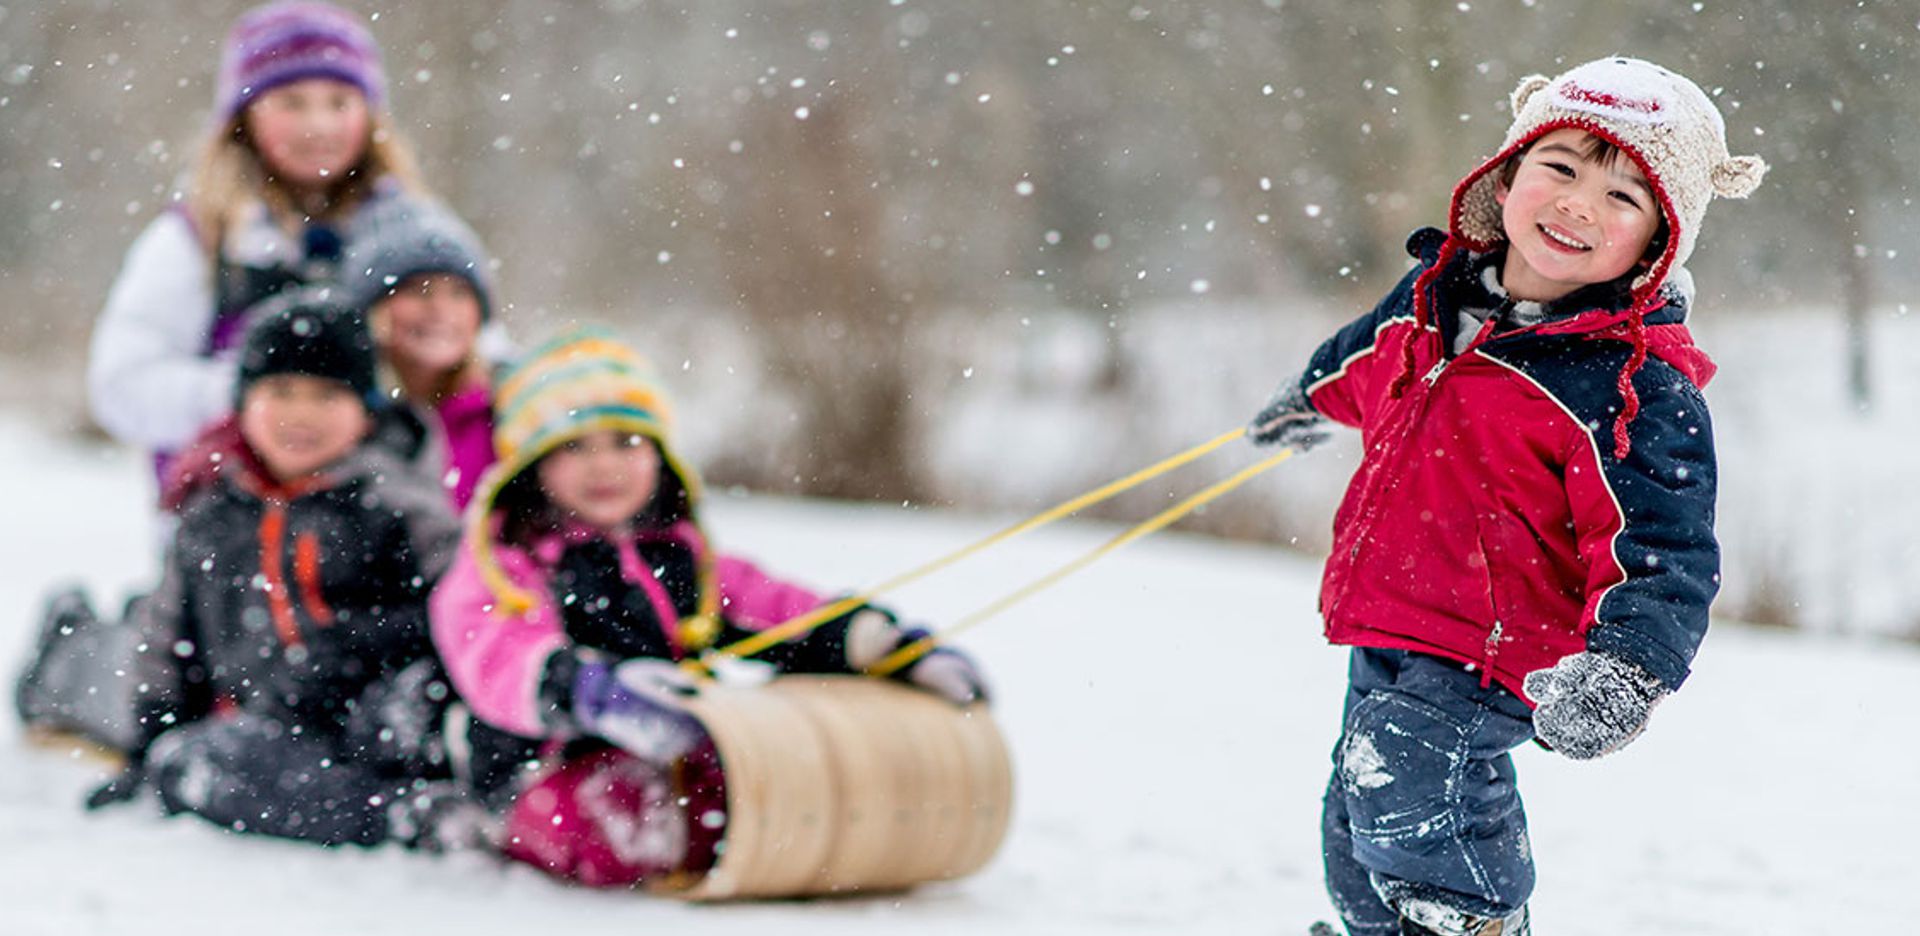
1297;228;1718;702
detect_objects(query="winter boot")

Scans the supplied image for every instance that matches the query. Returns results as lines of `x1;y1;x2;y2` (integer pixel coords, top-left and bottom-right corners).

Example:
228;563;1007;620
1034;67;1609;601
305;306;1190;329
1397;899;1530;936
14;586;140;756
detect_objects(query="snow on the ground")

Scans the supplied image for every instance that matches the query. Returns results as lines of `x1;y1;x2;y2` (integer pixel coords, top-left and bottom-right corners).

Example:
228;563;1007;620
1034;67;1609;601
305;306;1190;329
1;418;1913;935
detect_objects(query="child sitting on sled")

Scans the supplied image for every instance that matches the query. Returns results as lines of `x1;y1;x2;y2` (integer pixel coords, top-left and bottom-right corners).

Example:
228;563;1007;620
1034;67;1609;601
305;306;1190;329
16;212;493;757
1245;58;1765;935
429;328;987;887
81;293;471;848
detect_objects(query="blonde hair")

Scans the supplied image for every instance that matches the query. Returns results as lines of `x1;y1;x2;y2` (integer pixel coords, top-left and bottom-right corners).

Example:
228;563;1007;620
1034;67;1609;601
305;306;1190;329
183;110;427;257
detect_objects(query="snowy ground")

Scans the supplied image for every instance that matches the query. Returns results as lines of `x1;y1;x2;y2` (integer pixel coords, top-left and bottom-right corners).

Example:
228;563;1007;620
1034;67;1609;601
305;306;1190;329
2;418;1915;935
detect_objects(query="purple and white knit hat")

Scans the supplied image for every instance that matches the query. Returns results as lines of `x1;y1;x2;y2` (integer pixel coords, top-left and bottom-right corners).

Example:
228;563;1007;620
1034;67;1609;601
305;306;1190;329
215;1;387;122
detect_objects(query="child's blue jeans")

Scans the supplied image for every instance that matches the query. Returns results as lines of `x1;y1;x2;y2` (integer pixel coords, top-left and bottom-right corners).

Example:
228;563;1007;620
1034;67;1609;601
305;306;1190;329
1321;648;1537;934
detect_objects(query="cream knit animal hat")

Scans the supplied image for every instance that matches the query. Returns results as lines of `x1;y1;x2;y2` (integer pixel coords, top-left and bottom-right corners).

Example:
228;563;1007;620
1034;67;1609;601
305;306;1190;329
1451;56;1768;297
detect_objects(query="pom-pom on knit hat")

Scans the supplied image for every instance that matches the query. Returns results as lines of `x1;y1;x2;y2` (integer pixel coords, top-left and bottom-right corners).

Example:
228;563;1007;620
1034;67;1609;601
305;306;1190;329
234;286;377;409
1451;56;1767;299
216;1;387;124
465;328;717;620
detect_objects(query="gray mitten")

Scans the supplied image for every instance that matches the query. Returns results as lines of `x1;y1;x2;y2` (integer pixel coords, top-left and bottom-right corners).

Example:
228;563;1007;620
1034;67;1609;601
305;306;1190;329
845;609;989;706
1246;377;1330;451
1523;651;1667;760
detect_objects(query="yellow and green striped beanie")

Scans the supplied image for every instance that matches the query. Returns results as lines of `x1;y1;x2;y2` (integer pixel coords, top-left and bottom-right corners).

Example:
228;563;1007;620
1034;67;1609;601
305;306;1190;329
466;326;718;627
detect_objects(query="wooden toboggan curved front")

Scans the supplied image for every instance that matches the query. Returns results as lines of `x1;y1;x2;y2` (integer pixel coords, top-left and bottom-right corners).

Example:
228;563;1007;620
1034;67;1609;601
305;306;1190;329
657;675;1013;900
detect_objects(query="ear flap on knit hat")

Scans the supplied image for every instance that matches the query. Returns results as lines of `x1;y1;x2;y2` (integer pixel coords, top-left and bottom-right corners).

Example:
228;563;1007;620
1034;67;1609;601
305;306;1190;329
1711;154;1768;199
1508;75;1551;116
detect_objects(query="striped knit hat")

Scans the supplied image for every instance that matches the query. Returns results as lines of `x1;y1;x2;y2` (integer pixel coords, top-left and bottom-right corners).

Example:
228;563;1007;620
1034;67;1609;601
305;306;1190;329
466;328;717;618
216;1;387;123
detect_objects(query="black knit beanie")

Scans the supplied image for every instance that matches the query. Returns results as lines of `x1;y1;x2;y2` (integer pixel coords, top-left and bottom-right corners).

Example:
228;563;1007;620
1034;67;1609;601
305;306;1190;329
233;289;378;409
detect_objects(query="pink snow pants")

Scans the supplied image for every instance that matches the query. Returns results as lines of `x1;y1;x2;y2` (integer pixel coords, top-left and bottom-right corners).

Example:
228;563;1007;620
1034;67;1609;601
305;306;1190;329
501;741;728;888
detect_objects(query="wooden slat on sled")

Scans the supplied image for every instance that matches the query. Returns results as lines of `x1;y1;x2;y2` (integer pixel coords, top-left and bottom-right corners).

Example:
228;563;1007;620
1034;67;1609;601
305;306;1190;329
655;675;1013;900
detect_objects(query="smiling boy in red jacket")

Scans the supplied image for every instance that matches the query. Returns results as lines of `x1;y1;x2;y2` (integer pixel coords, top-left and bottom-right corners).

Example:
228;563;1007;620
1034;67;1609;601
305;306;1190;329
1247;58;1767;936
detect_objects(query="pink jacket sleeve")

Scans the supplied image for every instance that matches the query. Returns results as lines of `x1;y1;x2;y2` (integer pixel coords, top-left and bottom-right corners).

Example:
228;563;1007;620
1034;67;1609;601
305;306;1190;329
714;554;829;631
430;539;568;737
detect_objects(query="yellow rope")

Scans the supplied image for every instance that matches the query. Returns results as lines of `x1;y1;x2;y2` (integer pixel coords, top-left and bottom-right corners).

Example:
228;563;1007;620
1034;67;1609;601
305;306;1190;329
867;446;1297;677
704;427;1249;666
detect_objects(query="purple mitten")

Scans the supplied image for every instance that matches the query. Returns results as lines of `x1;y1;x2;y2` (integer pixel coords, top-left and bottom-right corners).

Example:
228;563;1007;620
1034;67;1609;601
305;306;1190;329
571;659;705;763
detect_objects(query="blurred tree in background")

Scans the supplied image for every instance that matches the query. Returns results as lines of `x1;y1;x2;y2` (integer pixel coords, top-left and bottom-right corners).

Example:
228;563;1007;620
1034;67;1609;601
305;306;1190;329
2;0;1916;496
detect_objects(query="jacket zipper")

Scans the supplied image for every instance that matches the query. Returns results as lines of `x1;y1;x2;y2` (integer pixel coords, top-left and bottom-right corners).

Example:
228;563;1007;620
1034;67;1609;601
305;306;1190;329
293;531;334;627
615;536;687;659
1474;523;1504;689
1329;343;1449;602
257;501;303;648
1479;620;1502;688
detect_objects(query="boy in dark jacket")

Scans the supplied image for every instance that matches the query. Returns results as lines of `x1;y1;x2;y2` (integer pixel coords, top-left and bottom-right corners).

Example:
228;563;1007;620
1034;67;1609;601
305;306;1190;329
83;292;466;848
1246;58;1766;935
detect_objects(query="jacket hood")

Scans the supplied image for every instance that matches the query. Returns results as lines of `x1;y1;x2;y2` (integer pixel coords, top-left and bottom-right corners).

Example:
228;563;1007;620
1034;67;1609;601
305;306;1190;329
1411;227;1716;392
1533;264;1717;390
162;415;409;511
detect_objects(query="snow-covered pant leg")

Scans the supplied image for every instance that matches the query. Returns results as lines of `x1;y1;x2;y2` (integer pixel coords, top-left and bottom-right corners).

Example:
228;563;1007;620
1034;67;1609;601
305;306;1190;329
341;657;454;779
13;588;143;752
1322;649;1536;927
1322;770;1403;936
145;714;409;846
500;741;727;888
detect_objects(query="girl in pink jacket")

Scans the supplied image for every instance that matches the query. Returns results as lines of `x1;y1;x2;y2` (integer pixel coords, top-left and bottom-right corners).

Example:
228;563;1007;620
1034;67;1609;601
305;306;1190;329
429;328;984;887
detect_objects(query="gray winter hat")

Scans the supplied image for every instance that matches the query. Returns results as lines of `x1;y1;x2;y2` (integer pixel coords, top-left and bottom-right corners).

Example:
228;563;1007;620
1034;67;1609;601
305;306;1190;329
344;208;493;320
1451;57;1768;298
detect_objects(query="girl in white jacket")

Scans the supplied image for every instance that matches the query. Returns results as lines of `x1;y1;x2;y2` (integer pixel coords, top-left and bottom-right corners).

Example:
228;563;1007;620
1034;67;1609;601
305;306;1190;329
87;1;478;486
